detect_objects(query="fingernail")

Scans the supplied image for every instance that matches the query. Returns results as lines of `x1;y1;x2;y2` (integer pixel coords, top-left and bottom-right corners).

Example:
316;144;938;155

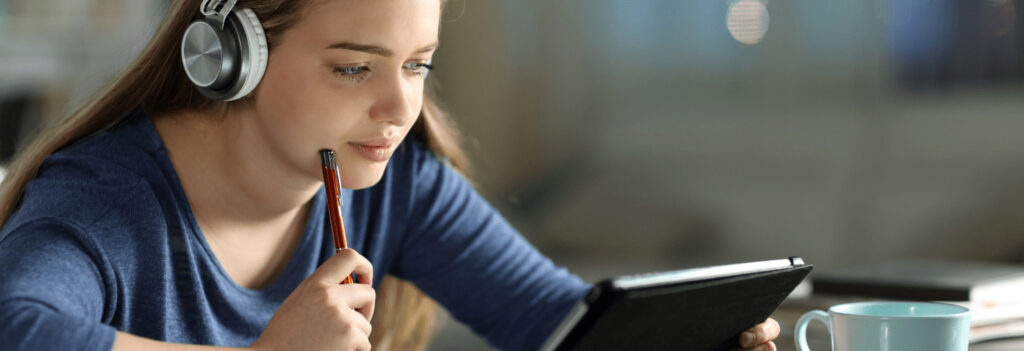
741;332;754;346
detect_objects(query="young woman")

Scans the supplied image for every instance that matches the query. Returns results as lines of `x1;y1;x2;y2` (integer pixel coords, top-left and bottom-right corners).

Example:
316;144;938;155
0;0;782;350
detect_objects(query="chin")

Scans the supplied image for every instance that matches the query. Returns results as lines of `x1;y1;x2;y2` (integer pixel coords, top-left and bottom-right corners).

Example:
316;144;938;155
339;166;388;190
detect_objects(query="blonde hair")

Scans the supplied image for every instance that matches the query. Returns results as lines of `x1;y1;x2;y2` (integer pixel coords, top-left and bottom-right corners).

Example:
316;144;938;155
0;1;463;350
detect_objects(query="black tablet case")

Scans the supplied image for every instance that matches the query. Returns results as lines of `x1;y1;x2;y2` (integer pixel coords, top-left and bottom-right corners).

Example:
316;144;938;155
553;264;812;351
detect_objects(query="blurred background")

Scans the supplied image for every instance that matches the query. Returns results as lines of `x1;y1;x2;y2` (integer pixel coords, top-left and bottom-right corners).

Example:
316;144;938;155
3;0;1024;349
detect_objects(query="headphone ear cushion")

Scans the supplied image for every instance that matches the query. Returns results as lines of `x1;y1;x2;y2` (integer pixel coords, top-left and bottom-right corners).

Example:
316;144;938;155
225;8;268;101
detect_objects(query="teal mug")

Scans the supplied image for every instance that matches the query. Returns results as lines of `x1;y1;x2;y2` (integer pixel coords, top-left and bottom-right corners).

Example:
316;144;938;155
794;301;971;351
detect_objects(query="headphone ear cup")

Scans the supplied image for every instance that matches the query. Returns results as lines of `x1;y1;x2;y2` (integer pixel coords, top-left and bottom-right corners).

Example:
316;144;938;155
223;8;268;101
182;19;241;100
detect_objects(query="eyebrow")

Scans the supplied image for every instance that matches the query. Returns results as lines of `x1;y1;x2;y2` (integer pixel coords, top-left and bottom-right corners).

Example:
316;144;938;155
325;41;439;57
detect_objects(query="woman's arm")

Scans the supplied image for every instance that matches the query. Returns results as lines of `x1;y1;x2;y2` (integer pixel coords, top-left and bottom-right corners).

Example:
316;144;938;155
389;139;782;350
389;141;591;351
1;218;377;351
113;248;376;351
0;220;116;350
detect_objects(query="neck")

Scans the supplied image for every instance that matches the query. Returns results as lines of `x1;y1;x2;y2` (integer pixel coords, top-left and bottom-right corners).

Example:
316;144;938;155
151;105;322;233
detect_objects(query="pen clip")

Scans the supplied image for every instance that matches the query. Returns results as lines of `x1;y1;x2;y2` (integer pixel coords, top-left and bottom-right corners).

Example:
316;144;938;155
333;161;344;208
319;149;344;207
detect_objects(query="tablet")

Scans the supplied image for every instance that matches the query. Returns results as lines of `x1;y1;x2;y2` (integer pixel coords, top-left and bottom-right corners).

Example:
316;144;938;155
540;257;812;351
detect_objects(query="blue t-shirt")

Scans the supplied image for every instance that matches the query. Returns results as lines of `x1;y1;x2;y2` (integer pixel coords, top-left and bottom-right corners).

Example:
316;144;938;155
0;110;590;351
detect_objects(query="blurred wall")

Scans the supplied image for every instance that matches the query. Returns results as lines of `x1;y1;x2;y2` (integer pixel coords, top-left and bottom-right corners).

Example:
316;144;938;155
432;0;1024;280
0;0;165;160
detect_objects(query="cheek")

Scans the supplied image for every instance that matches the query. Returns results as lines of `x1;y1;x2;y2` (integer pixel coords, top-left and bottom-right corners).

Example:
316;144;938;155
249;54;378;174
264;57;360;127
254;64;315;144
251;56;363;175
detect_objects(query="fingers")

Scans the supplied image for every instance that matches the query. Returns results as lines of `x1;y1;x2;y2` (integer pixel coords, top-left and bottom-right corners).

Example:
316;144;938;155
730;341;777;351
312;248;374;286
309;268;376;323
356;336;372;351
331;304;372;335
343;283;376;322
343;307;373;336
330;287;374;345
345;309;372;351
316;282;376;322
335;312;372;351
739;318;780;348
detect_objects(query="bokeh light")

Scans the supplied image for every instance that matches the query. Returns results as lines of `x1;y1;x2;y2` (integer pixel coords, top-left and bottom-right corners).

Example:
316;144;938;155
727;0;770;45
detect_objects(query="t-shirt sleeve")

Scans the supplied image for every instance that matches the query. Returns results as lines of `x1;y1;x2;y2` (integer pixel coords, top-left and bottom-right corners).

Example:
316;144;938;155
392;142;592;351
0;219;117;351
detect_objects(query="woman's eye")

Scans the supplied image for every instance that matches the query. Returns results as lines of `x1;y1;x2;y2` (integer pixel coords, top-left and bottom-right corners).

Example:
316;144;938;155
404;63;434;77
332;66;371;82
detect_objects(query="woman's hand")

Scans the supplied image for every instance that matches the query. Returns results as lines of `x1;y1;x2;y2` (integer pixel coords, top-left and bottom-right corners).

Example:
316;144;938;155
731;318;780;351
249;248;375;351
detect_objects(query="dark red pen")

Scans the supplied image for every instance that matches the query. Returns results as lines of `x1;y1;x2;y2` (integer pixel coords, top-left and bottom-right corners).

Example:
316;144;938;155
320;149;354;284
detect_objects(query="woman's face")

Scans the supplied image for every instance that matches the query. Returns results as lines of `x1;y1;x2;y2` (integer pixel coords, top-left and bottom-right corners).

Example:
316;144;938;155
250;0;440;189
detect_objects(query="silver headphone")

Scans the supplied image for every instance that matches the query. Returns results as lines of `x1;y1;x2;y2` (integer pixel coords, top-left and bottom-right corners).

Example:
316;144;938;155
181;0;268;101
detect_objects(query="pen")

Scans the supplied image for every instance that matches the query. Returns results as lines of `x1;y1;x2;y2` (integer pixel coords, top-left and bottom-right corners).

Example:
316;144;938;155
319;149;354;284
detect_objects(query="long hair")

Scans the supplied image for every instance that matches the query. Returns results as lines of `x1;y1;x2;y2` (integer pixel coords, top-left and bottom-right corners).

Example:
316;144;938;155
0;1;462;349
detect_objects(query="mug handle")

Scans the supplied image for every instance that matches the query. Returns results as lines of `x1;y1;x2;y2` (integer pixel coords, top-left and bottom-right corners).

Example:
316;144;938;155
794;310;831;351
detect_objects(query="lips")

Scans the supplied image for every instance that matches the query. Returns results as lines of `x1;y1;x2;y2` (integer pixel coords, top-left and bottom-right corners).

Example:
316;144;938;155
348;140;395;162
351;139;391;147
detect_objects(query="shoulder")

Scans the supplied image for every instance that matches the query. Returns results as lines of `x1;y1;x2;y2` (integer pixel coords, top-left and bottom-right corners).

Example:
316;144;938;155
391;133;442;172
6;110;170;234
367;132;471;208
387;132;459;186
348;132;464;225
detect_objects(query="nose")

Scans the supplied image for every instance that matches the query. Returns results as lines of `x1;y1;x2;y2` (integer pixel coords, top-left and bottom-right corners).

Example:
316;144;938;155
368;70;418;126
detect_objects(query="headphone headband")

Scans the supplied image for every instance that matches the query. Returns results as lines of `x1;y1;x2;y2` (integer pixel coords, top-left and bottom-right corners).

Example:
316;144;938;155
200;0;237;28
